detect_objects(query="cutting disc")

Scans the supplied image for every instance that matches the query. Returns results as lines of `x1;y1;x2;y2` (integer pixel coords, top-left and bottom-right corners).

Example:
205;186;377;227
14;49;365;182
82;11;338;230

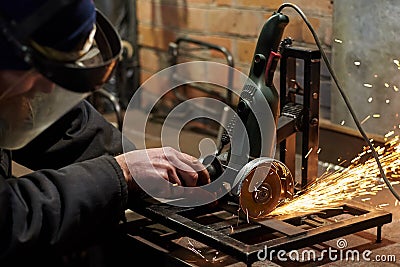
238;158;294;219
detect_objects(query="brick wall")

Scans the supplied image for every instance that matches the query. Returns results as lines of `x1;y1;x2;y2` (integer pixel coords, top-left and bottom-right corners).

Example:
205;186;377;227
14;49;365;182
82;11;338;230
135;0;334;118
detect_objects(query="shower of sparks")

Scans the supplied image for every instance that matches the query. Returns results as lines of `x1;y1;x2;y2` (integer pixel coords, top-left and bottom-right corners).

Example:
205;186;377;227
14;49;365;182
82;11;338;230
334;39;343;43
187;239;206;259
373;114;381;118
212;252;220;263
361;115;371;125
363;83;373;88
184;237;224;264
385;131;395;138
394;85;399;92
305;148;313;158
269;137;400;217
386;99;390;104
354;61;361;66
340;120;345;126
385;83;390;88
367;97;373;103
394;59;400;69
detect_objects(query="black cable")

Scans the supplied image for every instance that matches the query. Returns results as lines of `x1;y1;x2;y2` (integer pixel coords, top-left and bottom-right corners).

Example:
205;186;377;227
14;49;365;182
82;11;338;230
277;2;400;202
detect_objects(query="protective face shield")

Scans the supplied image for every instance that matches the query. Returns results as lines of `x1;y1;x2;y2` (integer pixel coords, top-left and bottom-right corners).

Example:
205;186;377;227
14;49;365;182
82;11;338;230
0;3;122;150
0;70;91;149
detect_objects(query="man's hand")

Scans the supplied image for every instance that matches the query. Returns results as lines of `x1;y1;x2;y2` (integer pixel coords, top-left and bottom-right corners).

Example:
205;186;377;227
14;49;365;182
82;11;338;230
115;147;211;198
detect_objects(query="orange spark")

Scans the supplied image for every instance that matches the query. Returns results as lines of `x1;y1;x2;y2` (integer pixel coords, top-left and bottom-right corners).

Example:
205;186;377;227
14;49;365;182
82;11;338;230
268;137;400;217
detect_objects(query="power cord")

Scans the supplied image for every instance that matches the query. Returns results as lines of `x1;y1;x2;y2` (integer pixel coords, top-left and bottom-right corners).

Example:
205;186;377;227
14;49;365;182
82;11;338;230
277;2;400;202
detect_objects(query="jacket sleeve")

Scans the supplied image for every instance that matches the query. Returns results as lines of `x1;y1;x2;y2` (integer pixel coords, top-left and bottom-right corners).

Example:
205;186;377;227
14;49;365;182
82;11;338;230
12;100;136;170
1;100;136;260
0;154;128;260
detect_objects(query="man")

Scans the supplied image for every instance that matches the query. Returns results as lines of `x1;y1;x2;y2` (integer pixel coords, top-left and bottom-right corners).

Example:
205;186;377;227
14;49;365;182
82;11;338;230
0;0;210;265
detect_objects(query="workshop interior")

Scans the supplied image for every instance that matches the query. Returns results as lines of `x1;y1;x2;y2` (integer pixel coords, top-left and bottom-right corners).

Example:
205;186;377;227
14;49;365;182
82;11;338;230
13;0;400;266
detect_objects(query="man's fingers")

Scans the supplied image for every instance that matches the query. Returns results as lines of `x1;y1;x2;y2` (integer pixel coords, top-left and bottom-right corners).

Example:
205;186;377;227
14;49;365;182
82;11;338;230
196;168;211;186
164;148;206;173
164;165;182;186
170;155;210;187
176;167;198;187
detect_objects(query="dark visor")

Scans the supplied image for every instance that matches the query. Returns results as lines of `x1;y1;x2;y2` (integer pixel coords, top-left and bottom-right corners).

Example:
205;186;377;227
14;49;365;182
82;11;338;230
29;9;122;93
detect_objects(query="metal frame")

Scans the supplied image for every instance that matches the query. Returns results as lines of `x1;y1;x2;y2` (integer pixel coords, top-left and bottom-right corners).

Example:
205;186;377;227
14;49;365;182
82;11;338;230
127;199;392;266
149;37;236;143
168;36;235;108
278;41;321;189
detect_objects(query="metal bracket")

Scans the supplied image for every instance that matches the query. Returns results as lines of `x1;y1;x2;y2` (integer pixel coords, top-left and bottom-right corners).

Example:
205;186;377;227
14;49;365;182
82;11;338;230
278;40;321;190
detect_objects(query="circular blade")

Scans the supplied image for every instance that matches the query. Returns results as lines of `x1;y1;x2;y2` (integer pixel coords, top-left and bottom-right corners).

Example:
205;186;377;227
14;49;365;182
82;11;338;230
239;159;295;219
273;160;295;201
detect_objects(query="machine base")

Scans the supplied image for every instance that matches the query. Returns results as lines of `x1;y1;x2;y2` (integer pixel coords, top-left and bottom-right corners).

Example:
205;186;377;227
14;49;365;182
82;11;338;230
124;199;392;266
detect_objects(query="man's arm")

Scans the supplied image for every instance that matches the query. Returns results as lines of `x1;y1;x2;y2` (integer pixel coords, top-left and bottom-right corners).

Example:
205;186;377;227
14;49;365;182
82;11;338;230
0;154;128;261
